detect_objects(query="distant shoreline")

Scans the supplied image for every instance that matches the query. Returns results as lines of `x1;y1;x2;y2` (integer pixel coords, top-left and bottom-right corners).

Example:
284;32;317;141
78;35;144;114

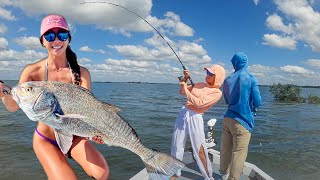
2;80;320;88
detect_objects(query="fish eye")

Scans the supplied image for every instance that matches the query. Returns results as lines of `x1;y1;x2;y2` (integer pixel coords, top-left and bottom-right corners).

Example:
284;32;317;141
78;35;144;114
26;87;33;92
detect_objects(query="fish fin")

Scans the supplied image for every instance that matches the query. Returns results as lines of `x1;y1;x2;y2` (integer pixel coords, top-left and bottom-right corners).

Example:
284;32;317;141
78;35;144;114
102;102;121;112
55;113;88;119
77;85;94;96
54;129;73;154
141;149;185;179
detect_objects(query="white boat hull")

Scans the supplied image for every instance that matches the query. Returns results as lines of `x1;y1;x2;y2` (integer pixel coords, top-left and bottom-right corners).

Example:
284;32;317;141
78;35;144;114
130;149;273;180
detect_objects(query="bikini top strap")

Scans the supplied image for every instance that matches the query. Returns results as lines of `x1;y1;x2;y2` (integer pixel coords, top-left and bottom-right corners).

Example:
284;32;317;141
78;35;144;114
45;59;48;81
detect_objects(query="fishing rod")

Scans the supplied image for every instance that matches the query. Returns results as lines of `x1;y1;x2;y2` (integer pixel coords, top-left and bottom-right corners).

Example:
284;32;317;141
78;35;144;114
80;1;194;86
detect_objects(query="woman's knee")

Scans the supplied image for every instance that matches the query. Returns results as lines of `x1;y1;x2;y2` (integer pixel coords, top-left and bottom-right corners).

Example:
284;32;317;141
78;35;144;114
90;164;109;180
71;138;109;180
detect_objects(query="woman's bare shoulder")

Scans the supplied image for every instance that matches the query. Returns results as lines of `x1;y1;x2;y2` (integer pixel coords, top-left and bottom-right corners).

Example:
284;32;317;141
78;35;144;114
79;66;89;73
19;59;46;83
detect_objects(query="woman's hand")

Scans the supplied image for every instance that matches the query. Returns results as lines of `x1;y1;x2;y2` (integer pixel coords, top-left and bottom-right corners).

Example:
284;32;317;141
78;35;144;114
0;81;11;99
179;81;187;88
90;136;104;144
183;70;190;79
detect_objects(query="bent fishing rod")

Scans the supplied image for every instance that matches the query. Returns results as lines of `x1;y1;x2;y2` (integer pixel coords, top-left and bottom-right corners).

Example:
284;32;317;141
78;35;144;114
80;1;194;86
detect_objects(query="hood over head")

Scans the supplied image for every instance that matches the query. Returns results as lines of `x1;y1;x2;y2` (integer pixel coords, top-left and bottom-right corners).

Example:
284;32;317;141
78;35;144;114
231;52;248;71
204;64;225;88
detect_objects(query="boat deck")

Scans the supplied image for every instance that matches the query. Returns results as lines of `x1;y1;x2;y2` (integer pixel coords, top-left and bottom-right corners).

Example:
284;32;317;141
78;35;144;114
130;149;274;180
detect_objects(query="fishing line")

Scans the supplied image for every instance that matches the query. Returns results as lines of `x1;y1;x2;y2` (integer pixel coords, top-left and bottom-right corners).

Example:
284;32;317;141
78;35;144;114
80;1;194;86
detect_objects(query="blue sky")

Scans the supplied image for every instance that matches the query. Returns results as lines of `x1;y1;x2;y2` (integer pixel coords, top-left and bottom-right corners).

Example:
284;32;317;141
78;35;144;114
0;0;319;86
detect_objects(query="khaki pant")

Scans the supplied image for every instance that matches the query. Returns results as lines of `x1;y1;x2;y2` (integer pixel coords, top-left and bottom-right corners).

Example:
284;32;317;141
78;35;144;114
220;117;251;180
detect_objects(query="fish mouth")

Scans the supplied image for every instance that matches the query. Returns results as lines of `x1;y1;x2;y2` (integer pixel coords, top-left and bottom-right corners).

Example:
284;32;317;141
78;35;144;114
10;86;19;104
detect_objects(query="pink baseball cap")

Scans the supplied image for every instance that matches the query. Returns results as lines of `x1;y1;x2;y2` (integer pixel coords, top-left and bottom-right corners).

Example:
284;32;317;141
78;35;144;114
40;14;69;37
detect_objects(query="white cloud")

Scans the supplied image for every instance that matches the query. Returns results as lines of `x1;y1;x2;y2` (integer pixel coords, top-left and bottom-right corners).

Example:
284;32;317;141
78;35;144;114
253;0;260;6
164;12;194;36
0;23;8;33
110;45;145;57
265;14;293;34
96;49;107;54
108;38;210;67
179;42;206;56
246;64;277;80
280;65;314;75
262;34;296;50
239;64;320;86
79;46;107;54
10;1;194;38
0;6;16;20
17;27;27;32
0;37;8;49
13;36;42;50
0;49;46;62
13;0;152;34
106;59;156;69
79;46;93;52
305;59;320;69
0;0;13;6
85;58;185;83
78;57;92;64
265;0;320;52
249;64;276;74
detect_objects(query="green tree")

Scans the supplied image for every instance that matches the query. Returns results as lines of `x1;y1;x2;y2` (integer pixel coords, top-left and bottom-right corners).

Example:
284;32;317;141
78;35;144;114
270;83;304;102
308;95;320;104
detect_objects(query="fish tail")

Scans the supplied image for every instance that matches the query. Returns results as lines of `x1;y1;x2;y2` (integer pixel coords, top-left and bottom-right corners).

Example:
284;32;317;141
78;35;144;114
141;149;185;179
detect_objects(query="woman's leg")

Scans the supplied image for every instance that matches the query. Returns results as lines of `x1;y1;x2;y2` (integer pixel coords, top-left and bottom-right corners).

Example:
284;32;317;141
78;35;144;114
33;131;78;180
171;107;188;177
188;114;213;179
70;136;109;180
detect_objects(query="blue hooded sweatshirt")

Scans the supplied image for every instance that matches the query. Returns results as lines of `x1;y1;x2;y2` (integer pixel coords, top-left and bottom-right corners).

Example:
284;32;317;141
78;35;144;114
223;52;262;132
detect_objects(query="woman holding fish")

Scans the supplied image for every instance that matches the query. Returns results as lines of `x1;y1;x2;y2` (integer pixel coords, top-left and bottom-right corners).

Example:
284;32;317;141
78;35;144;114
0;14;109;180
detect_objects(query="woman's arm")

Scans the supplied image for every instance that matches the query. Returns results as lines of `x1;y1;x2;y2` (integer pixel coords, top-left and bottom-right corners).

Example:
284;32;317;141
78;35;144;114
79;66;92;91
183;84;222;108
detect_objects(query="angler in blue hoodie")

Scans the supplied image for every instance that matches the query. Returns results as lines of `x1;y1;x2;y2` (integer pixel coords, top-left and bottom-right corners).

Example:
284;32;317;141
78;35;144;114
220;52;262;180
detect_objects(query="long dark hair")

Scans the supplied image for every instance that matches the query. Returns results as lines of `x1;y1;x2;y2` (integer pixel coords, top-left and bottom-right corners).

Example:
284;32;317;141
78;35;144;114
66;45;81;85
40;34;81;85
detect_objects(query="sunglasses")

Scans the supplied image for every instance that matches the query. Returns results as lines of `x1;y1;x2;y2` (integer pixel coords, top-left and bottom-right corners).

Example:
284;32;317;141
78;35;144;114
43;30;69;42
207;70;214;76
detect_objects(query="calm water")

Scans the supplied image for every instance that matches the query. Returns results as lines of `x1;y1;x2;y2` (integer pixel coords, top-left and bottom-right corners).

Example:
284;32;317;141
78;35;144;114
0;81;319;180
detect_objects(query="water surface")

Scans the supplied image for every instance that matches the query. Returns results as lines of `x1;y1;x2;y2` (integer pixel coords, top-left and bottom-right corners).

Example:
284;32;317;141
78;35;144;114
0;81;319;180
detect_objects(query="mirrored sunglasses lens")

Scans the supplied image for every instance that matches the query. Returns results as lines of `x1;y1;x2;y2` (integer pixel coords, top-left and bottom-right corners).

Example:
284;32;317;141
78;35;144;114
57;32;69;41
207;70;214;76
44;32;56;42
